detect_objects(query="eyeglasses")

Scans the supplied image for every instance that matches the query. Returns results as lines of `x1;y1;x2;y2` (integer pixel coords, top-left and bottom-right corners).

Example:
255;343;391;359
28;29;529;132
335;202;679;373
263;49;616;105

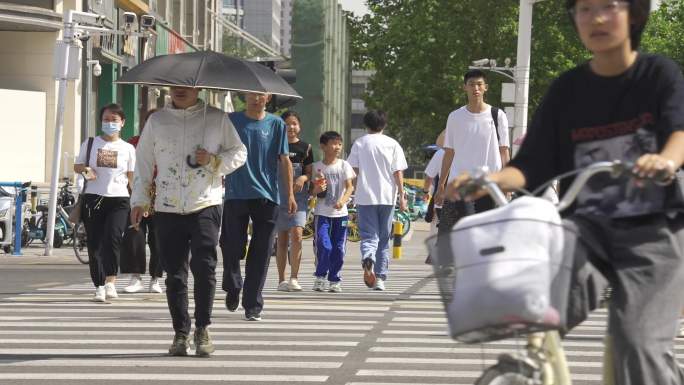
569;1;630;23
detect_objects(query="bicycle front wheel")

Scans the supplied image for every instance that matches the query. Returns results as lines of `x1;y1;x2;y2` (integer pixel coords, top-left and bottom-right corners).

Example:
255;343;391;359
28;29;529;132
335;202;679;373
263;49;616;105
72;222;89;264
475;364;533;385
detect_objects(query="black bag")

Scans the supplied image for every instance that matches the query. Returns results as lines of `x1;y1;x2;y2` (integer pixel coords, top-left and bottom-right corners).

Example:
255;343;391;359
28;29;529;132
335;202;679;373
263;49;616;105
424;174;440;223
491;107;501;143
68;137;94;224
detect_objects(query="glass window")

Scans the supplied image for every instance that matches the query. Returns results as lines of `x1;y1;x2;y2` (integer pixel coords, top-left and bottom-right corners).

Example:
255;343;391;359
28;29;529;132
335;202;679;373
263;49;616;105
351;84;365;99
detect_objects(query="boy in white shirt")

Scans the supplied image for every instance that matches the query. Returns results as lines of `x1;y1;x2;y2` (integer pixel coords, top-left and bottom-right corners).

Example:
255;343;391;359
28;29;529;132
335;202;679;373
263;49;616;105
311;131;356;293
435;69;510;231
347;110;408;291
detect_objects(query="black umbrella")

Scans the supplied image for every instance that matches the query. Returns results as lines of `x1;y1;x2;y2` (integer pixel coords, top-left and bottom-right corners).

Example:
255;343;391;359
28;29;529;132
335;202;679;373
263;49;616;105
116;51;301;98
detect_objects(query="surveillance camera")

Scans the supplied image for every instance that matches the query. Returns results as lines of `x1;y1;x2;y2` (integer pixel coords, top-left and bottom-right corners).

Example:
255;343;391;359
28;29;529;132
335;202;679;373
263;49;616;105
93;62;102;77
123;12;137;26
140;15;155;29
472;58;490;67
87;60;101;77
489;59;497;68
504;58;512;67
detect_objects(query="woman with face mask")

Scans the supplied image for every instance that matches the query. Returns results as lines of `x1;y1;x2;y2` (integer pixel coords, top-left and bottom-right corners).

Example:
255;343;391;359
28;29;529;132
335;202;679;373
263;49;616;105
74;103;136;302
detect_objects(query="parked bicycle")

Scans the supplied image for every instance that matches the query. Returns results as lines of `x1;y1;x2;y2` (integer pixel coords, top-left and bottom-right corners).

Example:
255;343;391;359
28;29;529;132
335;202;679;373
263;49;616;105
428;160;668;385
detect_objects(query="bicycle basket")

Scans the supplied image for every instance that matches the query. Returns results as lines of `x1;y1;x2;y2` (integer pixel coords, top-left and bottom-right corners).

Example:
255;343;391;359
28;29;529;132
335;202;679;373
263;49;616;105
427;196;572;344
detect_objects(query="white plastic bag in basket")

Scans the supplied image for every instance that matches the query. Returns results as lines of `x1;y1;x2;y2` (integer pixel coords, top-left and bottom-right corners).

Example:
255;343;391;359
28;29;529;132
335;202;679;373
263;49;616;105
444;196;565;337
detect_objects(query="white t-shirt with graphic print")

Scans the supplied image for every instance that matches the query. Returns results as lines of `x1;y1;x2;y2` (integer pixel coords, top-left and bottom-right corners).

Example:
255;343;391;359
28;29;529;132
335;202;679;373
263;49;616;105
76;136;136;197
444;106;509;183
313;159;356;218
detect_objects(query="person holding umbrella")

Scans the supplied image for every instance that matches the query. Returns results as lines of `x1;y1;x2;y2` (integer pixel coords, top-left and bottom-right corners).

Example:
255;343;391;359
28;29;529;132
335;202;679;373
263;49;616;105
130;86;247;357
221;92;296;321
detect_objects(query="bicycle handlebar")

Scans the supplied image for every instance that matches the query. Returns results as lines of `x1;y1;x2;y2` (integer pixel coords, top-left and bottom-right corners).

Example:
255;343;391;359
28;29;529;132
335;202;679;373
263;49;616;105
458;160;672;212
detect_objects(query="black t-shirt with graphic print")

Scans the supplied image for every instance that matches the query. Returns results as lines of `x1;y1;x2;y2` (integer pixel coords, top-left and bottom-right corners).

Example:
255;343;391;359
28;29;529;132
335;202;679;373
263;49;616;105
509;54;684;218
287;140;314;166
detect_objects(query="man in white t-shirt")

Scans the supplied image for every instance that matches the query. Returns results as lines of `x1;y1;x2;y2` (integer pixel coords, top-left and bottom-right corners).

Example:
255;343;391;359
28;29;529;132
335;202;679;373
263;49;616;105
435;69;510;231
347;110;408;291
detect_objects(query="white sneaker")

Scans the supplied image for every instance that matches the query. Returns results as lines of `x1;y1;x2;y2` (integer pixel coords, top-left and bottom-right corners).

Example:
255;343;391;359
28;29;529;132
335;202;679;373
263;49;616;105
93;286;106;302
374;278;385;291
328;282;342;293
104;282;118;299
312;277;324;292
277;281;290;292
149;278;163;294
124;276;144;293
288;278;303;292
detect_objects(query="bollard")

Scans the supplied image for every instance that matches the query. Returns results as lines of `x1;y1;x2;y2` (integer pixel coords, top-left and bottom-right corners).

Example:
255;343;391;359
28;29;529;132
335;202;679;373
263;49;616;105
392;220;403;259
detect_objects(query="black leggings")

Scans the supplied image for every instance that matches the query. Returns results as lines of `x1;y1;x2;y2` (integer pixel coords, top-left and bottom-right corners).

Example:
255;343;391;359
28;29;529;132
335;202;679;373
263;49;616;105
83;194;129;287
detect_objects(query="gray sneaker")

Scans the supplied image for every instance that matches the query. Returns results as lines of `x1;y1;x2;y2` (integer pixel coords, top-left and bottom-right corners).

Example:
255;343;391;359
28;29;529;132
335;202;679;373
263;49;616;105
194;327;215;357
168;332;191;356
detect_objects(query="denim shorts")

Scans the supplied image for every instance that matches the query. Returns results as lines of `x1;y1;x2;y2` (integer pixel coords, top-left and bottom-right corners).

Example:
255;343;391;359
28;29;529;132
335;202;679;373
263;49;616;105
275;193;308;231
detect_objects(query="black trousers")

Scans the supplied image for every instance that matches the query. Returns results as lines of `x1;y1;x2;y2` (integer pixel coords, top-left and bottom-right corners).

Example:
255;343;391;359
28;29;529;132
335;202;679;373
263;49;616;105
120;216;163;278
154;206;221;335
437;196;495;234
82;194;129;287
220;199;278;314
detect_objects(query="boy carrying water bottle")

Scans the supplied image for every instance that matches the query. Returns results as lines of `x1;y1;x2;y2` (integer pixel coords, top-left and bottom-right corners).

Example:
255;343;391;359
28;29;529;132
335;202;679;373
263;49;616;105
311;131;356;292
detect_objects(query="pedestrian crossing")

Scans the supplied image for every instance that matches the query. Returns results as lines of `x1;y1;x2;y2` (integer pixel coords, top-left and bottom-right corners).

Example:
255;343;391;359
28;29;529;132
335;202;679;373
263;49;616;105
1;245;683;384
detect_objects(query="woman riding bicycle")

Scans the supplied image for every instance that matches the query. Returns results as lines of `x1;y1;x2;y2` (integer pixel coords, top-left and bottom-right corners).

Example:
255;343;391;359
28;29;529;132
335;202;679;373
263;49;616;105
441;1;684;384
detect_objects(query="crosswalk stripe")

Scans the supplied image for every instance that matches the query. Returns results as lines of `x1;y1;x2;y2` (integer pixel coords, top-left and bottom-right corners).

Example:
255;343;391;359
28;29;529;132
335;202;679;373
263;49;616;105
0;373;329;382
0;348;349;357
0;321;375;330
0;338;359;346
0;359;343;368
0;330;366;337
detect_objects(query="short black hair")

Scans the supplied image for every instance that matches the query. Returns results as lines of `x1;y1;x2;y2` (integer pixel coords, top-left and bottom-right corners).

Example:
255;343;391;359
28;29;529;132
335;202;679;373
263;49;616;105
363;110;387;132
281;110;301;124
566;0;650;50
320;130;343;145
464;69;487;84
99;103;126;122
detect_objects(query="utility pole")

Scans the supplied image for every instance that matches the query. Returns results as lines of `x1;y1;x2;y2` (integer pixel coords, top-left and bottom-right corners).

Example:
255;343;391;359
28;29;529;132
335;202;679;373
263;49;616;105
45;10;155;256
513;0;546;153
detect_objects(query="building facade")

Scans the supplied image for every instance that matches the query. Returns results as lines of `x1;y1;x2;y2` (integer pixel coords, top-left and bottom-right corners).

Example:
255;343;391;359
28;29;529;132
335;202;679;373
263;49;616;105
292;0;350;156
0;0;220;183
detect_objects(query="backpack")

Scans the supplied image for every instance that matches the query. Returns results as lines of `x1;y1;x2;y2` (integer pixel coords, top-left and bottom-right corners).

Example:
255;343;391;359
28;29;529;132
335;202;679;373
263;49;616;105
491;107;501;144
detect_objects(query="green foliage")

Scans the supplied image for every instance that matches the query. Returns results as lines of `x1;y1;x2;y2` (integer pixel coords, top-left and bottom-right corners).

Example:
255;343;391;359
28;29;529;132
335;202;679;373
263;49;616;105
346;0;582;162
642;0;684;68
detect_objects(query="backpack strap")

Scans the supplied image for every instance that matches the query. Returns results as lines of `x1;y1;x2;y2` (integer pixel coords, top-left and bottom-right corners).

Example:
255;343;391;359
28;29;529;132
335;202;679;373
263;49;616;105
82;137;94;193
491;107;500;143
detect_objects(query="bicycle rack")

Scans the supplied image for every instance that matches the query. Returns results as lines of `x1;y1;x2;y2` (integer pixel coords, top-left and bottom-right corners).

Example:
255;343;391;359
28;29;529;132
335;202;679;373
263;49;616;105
0;182;27;256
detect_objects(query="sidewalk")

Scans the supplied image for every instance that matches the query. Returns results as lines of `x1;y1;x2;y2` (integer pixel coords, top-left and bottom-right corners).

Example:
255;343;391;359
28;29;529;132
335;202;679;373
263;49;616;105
0;220;432;266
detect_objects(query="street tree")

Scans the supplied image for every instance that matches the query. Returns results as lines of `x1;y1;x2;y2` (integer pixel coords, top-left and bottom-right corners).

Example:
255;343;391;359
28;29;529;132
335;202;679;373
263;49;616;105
348;0;682;162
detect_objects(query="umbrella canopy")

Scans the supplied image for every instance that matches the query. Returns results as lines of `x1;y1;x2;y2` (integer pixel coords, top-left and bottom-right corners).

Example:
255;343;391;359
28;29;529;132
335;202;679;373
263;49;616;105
116;51;301;98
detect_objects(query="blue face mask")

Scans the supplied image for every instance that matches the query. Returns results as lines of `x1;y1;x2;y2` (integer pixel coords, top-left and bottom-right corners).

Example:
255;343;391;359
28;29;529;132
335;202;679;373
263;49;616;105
101;121;122;136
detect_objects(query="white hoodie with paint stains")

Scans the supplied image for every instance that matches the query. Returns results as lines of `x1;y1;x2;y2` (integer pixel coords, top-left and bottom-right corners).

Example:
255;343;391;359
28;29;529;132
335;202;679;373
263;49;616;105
131;100;247;214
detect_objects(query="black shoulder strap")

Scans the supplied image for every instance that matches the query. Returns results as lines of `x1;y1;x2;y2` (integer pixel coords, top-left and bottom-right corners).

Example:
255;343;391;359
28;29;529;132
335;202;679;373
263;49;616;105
83;137;94;190
85;137;94;167
491;107;500;143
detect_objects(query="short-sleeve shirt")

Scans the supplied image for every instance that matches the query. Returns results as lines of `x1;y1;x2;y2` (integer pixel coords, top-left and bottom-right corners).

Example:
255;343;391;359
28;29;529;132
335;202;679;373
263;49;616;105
76;136;135;197
509;54;684;218
287;140;314;166
347;133;408;206
313;159;356;217
225;112;289;204
443;106;510;183
424;149;445;179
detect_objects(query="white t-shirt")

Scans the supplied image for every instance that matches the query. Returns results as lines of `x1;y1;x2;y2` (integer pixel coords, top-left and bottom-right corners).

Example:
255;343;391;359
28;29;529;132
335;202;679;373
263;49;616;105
347;133;408;206
424;149;445;209
313;159;356;218
444;106;509;183
76;136;136;197
424;149;445;179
